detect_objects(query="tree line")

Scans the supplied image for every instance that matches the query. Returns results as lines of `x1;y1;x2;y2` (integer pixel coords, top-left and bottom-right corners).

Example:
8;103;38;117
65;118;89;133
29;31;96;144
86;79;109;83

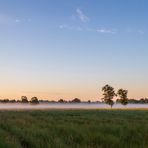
0;96;39;104
0;84;148;106
0;97;82;104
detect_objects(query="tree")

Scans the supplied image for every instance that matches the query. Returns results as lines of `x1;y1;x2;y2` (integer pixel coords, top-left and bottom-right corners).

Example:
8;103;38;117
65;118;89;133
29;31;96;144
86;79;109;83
88;100;91;103
102;84;116;108
30;97;39;104
117;89;128;106
21;96;28;103
58;99;65;103
71;98;81;103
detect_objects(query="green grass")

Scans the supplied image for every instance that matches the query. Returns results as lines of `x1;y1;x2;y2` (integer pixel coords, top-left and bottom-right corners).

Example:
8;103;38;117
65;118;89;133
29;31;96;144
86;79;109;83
0;109;148;148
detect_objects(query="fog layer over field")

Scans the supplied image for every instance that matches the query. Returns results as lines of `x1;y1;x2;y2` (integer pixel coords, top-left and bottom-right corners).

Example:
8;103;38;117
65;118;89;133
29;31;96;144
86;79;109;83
0;103;148;110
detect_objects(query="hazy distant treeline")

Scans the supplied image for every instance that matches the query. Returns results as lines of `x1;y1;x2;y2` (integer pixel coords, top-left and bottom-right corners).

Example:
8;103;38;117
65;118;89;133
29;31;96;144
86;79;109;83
0;97;148;104
0;96;39;104
0;97;83;104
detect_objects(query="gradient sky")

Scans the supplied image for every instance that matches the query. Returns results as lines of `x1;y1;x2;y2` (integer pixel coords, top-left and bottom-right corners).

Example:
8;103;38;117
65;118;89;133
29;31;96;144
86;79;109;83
0;0;148;100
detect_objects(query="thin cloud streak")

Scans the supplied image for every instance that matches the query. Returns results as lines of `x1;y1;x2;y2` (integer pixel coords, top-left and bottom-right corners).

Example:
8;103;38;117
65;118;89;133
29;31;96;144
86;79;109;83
138;30;144;34
15;18;32;23
76;8;89;22
97;28;116;34
15;19;21;23
126;28;145;34
0;14;31;25
59;25;117;34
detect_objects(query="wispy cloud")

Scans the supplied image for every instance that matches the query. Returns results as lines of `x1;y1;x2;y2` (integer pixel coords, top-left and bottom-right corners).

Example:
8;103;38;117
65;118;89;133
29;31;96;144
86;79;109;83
58;25;146;35
59;25;73;30
126;28;145;34
15;19;21;23
76;8;89;22
59;25;117;34
96;28;116;34
138;30;144;34
0;14;31;25
15;18;31;23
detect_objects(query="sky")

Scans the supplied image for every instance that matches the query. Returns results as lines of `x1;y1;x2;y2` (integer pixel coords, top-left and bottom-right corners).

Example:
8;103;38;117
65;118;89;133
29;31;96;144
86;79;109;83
0;0;148;101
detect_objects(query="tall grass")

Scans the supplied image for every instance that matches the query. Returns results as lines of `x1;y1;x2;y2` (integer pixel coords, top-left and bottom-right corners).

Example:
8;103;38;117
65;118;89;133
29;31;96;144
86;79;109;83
0;110;147;148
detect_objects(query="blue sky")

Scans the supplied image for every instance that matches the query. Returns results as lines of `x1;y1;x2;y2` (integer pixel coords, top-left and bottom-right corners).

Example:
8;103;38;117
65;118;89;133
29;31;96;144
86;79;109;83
0;0;148;100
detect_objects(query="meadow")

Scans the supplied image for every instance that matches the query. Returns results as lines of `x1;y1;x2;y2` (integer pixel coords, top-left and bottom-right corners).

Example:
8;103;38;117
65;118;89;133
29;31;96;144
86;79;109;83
0;109;148;148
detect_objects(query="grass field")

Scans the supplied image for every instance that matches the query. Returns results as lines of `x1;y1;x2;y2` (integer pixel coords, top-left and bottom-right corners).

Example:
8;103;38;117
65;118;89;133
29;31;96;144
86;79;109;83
0;109;148;148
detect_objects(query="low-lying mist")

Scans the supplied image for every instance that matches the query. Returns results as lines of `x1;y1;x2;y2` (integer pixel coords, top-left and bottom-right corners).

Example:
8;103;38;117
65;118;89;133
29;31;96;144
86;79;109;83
0;103;147;110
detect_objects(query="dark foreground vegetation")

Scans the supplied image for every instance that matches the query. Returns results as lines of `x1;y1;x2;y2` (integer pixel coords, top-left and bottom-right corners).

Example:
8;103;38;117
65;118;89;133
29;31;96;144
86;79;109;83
0;110;148;148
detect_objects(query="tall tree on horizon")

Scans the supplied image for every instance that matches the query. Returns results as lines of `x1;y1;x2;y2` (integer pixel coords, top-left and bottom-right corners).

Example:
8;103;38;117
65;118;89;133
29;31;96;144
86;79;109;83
117;89;128;106
102;84;116;108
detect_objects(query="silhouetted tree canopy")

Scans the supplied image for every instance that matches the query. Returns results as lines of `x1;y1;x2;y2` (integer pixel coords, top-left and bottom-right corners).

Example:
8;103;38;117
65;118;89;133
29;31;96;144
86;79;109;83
21;96;29;103
30;97;39;104
88;100;91;103
9;99;16;103
102;84;116;108
117;89;128;106
71;98;81;103
58;99;64;103
0;99;9;103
